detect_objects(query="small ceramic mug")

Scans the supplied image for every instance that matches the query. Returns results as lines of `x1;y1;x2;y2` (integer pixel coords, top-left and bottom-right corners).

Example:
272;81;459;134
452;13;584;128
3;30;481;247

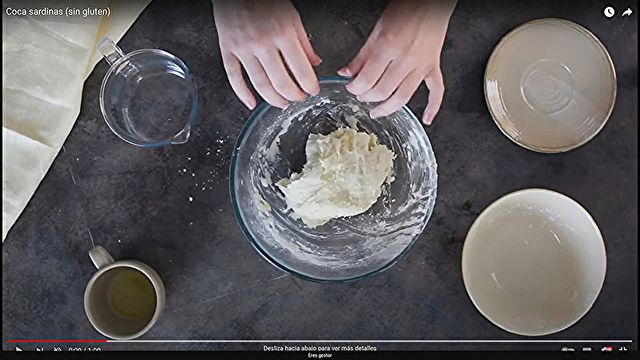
84;246;165;340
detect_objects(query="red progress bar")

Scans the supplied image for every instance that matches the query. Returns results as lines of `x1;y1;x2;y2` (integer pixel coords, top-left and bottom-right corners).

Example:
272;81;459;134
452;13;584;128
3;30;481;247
8;340;107;343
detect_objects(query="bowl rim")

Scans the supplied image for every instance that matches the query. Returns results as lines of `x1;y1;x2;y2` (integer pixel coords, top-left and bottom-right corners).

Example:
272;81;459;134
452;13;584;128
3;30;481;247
483;18;617;154
229;76;438;283
460;187;607;336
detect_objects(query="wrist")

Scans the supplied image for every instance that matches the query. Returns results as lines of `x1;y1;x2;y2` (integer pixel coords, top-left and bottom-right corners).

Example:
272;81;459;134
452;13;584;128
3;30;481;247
424;0;457;30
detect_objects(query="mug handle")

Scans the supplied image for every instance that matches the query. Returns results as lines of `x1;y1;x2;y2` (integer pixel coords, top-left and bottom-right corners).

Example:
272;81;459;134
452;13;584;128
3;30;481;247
97;37;125;66
89;246;114;270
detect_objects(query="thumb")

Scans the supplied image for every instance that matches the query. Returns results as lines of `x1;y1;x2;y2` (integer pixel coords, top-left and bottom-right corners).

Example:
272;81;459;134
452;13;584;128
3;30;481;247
422;68;445;125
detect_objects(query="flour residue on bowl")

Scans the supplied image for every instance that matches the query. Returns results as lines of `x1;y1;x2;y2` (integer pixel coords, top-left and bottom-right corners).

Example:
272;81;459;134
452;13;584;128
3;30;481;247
234;80;437;280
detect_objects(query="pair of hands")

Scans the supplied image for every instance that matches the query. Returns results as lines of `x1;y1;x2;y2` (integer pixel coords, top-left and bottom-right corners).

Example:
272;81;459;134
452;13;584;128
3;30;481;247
213;0;456;125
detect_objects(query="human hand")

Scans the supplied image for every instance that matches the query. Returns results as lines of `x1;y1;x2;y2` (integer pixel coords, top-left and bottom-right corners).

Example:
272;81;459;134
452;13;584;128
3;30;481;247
212;0;321;110
338;0;456;124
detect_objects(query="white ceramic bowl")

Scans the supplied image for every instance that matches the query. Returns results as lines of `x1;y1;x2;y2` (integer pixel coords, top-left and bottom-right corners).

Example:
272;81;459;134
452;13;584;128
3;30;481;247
462;189;606;336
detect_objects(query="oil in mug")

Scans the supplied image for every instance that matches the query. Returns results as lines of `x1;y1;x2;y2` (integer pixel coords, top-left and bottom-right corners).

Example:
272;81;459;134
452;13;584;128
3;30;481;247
107;268;156;320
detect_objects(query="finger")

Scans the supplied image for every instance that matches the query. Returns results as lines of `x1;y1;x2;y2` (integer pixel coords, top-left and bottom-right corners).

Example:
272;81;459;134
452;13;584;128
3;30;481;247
238;55;289;109
279;40;320;95
256;49;306;102
221;52;256;110
358;60;412;102
293;18;322;66
423;68;445;125
370;70;422;119
338;43;370;77
345;54;391;96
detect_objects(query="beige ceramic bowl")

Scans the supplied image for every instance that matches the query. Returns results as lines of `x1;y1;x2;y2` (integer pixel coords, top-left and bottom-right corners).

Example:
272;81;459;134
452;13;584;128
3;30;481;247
485;18;616;153
462;189;606;336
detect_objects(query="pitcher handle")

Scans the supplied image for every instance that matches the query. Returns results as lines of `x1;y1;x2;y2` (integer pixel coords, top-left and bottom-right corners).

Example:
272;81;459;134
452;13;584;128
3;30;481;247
97;37;125;66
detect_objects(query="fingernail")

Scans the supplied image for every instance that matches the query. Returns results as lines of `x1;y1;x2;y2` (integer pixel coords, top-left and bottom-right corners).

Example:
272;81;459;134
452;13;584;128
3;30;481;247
337;68;351;77
244;100;256;110
369;111;379;119
422;112;429;124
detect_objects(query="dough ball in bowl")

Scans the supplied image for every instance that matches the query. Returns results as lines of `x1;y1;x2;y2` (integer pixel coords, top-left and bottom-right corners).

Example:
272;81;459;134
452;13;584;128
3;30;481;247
230;77;437;282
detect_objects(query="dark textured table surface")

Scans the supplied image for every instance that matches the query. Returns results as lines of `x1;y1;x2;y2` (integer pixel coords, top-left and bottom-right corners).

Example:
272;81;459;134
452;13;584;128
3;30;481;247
2;0;637;351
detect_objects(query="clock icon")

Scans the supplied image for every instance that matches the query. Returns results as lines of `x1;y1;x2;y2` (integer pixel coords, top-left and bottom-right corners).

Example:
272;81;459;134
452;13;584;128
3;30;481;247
604;6;615;18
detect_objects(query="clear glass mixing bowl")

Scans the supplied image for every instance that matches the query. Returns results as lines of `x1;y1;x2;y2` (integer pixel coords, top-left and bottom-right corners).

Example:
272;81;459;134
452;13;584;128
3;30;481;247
230;77;437;282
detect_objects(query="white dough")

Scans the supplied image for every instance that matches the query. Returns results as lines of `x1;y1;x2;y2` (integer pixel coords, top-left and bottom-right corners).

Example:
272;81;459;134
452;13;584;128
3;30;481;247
276;128;395;227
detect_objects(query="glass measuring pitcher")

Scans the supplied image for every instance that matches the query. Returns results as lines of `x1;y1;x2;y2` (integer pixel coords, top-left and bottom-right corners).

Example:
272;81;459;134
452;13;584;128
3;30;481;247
98;37;199;147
